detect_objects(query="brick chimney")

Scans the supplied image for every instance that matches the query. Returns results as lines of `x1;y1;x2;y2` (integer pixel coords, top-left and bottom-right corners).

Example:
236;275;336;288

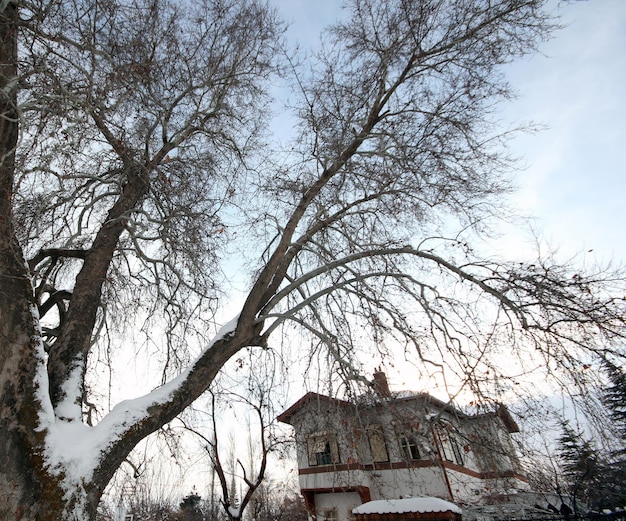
373;370;391;398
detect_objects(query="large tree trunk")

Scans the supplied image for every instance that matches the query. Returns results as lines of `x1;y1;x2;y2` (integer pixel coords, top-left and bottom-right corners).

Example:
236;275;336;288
0;4;248;516
0;2;38;518
0;4;74;519
0;3;40;518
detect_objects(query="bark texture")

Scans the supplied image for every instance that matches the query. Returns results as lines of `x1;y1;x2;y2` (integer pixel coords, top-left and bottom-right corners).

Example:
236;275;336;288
0;4;58;519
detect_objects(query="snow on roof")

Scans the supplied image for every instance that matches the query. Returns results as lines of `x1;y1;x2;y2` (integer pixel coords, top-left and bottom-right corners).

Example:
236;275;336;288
352;497;462;516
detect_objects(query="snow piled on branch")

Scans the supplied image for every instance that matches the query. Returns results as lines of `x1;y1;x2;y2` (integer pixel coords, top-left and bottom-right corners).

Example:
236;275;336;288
40;315;240;485
45;369;190;480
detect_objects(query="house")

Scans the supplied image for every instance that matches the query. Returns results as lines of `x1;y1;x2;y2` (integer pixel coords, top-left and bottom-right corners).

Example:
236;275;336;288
277;372;531;521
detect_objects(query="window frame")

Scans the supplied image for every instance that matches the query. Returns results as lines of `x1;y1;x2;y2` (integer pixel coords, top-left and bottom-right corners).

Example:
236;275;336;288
367;425;389;463
307;433;340;466
437;425;465;466
399;434;421;461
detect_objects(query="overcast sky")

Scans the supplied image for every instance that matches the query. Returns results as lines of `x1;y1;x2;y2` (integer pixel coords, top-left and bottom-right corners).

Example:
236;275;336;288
274;0;626;264
501;0;626;263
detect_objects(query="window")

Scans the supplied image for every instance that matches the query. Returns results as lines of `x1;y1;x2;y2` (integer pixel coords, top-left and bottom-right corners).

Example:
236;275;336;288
307;433;340;466
367;426;389;462
437;427;464;466
399;435;421;460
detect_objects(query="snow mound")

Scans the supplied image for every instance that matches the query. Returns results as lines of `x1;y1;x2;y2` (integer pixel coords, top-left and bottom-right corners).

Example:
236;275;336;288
353;497;462;515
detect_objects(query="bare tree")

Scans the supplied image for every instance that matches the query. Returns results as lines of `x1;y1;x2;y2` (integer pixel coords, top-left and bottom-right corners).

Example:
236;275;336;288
1;0;625;519
176;340;290;521
205;395;267;521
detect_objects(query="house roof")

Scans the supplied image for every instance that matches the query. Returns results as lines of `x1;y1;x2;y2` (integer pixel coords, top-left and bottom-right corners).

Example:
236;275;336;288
277;370;519;433
276;391;352;425
352;497;462;515
277;384;519;433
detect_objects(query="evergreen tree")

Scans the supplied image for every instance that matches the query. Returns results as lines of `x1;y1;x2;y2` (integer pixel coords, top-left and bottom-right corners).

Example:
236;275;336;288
557;411;626;513
601;359;626;506
178;492;205;521
228;474;240;517
603;359;626;440
557;421;602;513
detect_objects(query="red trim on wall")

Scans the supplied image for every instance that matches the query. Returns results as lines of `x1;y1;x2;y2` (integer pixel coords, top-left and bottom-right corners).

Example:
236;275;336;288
298;459;528;482
299;459;435;475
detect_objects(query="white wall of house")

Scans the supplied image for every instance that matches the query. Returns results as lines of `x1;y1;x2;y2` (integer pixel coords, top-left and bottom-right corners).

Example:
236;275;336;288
313;492;362;521
365;467;452;500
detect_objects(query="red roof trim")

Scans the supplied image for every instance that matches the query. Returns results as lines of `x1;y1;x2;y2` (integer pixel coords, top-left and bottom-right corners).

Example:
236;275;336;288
277;391;351;425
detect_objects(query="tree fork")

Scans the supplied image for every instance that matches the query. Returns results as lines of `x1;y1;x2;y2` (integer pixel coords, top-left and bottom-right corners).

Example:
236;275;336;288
47;164;150;408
